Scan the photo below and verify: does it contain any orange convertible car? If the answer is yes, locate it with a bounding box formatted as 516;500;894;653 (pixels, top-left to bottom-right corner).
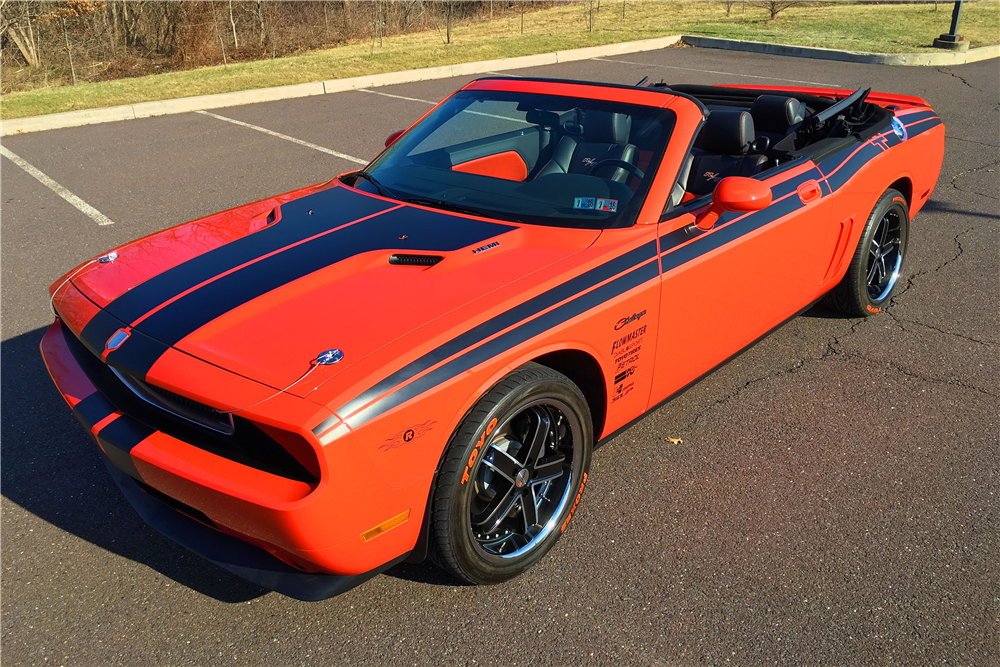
42;77;943;600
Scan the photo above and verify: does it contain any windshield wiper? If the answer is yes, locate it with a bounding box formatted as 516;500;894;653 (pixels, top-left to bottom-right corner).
353;170;398;199
401;197;520;223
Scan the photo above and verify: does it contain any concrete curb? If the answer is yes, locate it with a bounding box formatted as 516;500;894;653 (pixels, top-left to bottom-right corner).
681;35;1000;66
4;31;997;137
1;35;682;137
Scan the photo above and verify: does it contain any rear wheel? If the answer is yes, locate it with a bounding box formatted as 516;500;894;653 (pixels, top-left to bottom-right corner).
431;363;592;584
825;188;909;316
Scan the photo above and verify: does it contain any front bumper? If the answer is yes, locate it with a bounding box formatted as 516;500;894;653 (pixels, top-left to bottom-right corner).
101;456;407;601
40;319;412;600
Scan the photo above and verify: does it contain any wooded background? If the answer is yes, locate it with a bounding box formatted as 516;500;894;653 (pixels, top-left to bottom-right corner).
1;1;547;93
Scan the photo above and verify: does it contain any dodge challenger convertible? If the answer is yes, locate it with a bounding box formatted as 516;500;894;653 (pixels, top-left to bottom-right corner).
42;77;943;600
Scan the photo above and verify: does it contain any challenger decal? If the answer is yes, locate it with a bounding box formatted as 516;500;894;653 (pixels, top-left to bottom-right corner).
614;310;647;330
380;420;437;451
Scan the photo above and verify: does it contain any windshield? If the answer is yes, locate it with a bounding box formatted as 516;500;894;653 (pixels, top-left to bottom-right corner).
351;89;677;229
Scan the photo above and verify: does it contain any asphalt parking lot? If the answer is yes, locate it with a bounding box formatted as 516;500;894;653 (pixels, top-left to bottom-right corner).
2;46;997;666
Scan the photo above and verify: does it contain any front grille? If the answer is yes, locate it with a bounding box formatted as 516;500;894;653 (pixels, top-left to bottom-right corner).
62;325;319;484
111;366;235;435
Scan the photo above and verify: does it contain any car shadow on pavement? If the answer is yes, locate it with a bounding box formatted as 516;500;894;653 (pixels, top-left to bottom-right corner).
383;561;470;588
1;327;268;604
920;199;999;220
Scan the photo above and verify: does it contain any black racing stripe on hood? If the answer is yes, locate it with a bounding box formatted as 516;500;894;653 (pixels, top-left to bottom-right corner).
105;328;171;378
132;205;513;352
105;186;396;325
80;308;129;358
332;240;658;423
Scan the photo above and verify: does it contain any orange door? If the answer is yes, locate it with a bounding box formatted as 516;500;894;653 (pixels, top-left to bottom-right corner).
647;161;835;406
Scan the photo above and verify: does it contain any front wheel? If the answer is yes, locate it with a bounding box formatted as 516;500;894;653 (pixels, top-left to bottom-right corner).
825;188;910;316
430;363;593;585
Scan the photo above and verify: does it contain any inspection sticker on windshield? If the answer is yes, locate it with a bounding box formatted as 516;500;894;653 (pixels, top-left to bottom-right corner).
573;197;596;210
596;198;618;212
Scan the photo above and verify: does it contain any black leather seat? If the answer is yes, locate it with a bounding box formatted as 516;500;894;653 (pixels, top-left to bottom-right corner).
750;95;805;146
535;110;637;183
684;109;768;198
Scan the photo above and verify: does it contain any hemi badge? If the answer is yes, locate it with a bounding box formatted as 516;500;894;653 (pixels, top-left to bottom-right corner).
472;241;500;255
105;328;131;353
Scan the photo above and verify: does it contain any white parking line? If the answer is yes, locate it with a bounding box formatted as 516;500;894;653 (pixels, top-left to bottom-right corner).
357;88;525;124
358;89;435;104
1;146;115;226
195;110;367;164
591;57;836;87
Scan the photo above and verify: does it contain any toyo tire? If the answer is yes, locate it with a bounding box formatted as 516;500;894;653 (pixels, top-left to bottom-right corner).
825;188;910;317
430;363;593;585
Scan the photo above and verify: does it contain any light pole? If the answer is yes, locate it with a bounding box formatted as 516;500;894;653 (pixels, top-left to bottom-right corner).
932;1;969;51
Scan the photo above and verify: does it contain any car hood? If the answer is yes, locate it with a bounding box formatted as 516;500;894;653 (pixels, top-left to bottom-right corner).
68;184;600;392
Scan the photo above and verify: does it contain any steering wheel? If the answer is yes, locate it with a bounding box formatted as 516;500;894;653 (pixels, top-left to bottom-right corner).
587;159;645;181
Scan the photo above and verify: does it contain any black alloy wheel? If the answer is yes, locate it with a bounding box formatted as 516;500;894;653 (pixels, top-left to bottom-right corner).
469;399;578;558
431;363;592;585
865;206;905;302
825;188;910;317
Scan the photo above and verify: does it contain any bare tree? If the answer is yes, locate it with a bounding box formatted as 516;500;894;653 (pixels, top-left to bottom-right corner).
755;1;800;22
228;0;238;49
210;1;227;67
2;0;42;67
721;1;736;17
588;0;594;32
446;1;452;44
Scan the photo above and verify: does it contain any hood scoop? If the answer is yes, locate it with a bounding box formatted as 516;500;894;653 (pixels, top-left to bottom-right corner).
388;254;443;267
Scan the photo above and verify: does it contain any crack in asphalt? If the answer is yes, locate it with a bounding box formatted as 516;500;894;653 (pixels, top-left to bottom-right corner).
837;349;996;398
678;219;993;431
884;309;998;347
950;159;1000;200
935;66;985;93
682;313;995;433
890;224;973;303
684;318;864;431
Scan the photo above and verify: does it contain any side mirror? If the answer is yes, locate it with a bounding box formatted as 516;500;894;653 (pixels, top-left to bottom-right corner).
385;130;404;148
694;176;772;231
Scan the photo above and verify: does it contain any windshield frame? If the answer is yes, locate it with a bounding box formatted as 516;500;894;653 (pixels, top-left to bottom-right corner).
349;87;679;230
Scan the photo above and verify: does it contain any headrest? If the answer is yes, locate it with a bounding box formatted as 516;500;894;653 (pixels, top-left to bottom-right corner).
701;110;755;155
750;95;805;133
583;110;631;144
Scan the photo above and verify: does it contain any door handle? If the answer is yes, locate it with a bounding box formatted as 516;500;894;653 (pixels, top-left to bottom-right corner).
797;180;822;204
